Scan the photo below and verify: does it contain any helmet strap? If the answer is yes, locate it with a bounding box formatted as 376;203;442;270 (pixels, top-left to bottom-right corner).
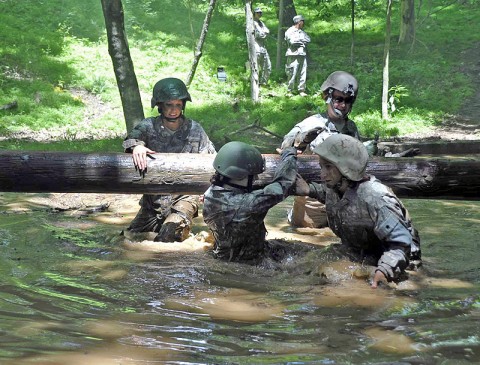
213;175;253;192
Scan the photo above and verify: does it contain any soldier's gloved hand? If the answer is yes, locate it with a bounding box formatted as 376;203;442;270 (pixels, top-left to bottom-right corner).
294;127;323;148
293;174;310;196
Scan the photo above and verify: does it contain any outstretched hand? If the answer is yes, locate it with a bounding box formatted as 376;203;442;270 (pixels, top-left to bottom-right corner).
371;270;387;288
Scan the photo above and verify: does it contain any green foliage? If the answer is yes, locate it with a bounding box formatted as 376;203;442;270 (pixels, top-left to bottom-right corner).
0;0;478;151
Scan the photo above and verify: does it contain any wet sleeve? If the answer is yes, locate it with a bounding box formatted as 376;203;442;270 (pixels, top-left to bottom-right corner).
250;147;298;211
373;201;412;281
307;182;327;203
122;124;147;152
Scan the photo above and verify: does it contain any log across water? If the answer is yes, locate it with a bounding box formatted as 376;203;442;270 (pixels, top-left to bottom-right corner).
0;151;478;200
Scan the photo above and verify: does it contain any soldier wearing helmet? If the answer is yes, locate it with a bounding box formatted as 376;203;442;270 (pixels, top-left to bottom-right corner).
253;7;272;85
294;134;421;288
279;71;361;229
203;142;299;264
284;14;311;96
122;77;216;243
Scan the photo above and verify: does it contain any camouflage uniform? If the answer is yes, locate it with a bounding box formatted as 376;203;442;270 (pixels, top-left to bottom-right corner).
123;116;215;236
281;112;360;152
281;112;360;228
254;17;272;85
203;148;298;263
284;22;311;93
307;176;421;282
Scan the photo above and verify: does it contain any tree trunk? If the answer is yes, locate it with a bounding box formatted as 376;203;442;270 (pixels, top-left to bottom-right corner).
245;0;260;102
186;0;217;87
381;0;393;120
398;0;415;44
276;0;297;70
281;0;297;29
276;0;285;70
101;0;144;134
1;151;478;200
350;0;355;67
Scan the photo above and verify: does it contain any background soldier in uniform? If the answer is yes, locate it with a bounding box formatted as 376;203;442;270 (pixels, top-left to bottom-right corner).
284;15;311;96
253;7;272;85
123;77;216;242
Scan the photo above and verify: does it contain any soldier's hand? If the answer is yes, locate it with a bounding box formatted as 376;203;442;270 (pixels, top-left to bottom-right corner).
132;145;156;173
371;270;387;288
294;127;323;148
293;174;310;196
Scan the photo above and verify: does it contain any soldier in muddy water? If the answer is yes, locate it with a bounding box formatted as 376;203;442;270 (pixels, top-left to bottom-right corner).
293;134;422;288
122;77;216;243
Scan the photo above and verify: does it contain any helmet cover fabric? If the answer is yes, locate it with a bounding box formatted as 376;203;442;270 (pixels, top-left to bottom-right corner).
313;134;369;181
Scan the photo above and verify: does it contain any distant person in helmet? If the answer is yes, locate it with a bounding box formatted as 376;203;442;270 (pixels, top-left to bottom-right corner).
294;134;421;288
253;7;272;85
280;71;360;228
123;77;216;243
203;142;299;264
284;14;311;96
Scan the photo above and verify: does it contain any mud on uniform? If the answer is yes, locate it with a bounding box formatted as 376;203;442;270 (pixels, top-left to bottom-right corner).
306;176;421;282
203;148;297;263
123;116;216;236
281;112;360;228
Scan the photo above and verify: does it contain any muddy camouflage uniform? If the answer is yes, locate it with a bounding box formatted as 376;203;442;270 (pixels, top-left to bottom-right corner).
306;177;421;282
123;116;215;235
203;147;298;263
281;112;360;228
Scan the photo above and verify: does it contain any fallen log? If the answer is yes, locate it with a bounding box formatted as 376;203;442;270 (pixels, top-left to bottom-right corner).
0;151;478;200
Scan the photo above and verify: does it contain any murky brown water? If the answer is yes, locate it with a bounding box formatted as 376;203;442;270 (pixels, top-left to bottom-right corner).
0;193;478;364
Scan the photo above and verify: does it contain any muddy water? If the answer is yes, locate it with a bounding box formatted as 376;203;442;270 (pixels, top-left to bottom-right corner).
0;193;478;364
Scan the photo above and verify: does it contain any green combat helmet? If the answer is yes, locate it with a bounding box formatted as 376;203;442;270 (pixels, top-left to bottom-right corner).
320;71;358;101
150;77;192;108
313;134;369;181
213;141;265;180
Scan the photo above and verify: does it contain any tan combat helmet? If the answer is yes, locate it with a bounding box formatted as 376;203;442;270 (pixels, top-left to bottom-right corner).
313;134;369;181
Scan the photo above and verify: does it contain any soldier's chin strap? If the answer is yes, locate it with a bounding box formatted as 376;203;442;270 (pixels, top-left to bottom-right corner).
214;175;255;193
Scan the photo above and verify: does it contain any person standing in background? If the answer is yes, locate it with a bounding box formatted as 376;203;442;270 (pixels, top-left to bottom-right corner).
284;15;311;96
253;7;272;86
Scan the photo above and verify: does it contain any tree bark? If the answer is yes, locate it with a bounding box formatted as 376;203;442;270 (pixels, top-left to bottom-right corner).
245;0;260;102
350;0;355;67
381;0;393;120
398;0;415;44
276;0;285;70
1;151;478;200
276;0;296;69
101;0;144;133
186;0;217;87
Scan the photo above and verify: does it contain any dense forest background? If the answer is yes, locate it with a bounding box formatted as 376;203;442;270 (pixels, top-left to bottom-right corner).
0;0;478;152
